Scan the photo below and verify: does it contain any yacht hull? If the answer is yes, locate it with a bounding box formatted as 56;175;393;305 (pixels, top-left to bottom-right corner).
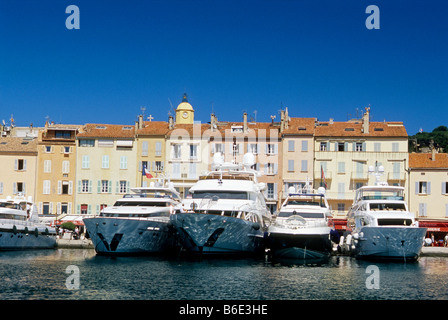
0;227;56;250
267;227;332;260
170;213;265;256
352;227;427;260
84;217;176;255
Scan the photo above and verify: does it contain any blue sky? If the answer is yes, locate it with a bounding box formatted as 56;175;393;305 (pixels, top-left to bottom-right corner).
0;0;446;135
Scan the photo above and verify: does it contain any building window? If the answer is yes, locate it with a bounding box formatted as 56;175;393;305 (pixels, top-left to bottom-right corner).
173;144;182;159
55;131;71;139
320;142;328;151
392;143;399;152
267;144;277;154
44;160;51;173
62;160;70;174
45;146;52;152
120;156;128;169
43;180;51;194
80;204;88;215
213;143;224;154
79;139;95;147
155;141;162;156
82;155;90;169
101;180;110;193
338;203;345;213
301;140;308;152
301;160;308;172
288;160;294;172
248;144;258;154
338;162;345;174
42;203;50;215
142;141;149;156
102;155;109;169
119;180;128;194
418;203;427;217
355;143;363;152
189;144;198;160
266;183;277;200
13;182;25;194
81;180;90;193
288;140;295;152
337;142;346;151
416;181;431;195
442;182;448;195
15;159;26;171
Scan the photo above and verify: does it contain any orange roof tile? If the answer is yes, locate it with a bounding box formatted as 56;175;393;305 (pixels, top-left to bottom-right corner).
314;121;407;137
77;124;135;138
0;137;38;154
409;153;448;169
136;121;170;136
282;117;316;135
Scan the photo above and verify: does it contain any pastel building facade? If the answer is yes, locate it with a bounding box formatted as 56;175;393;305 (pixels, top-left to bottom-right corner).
313;108;409;218
35;123;80;216
75;124;137;215
408;152;448;238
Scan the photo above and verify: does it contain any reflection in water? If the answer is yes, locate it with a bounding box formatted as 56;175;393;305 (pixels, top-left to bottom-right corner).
0;249;447;300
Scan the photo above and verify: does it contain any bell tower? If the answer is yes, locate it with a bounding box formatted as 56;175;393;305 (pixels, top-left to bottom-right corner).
175;93;194;125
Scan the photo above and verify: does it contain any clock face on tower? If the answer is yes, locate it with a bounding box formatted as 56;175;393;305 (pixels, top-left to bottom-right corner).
182;112;189;119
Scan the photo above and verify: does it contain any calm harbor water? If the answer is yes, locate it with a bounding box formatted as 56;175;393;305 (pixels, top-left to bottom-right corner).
0;248;447;301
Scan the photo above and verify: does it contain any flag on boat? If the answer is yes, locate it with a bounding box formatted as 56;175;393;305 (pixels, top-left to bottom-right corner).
142;164;153;179
321;165;327;189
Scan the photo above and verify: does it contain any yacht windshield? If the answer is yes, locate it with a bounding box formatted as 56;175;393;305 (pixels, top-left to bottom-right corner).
278;211;325;219
369;203;406;211
0;202;21;210
113;201;171;207
191;191;249;200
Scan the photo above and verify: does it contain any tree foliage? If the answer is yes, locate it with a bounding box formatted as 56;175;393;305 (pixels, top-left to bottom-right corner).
409;125;448;152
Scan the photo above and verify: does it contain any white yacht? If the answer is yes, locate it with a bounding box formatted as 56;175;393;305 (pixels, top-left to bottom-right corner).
344;166;427;261
170;153;272;256
0;195;57;250
83;183;181;255
267;185;334;260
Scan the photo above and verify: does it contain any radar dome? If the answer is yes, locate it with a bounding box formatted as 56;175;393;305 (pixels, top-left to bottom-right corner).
243;152;255;168
213;152;224;166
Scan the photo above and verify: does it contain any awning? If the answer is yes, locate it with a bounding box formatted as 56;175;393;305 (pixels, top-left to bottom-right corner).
56;215;85;226
418;220;448;233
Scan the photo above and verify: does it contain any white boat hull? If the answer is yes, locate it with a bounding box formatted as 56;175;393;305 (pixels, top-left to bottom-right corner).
170;213;265;256
84;217;177;255
351;227;427;260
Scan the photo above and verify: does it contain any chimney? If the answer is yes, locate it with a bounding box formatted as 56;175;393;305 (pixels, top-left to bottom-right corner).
362;107;370;134
169;115;174;130
138;115;143;129
280;110;285;133
211;113;217;131
243;112;248;133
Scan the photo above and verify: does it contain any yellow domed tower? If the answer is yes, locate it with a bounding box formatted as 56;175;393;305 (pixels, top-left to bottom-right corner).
175;93;194;125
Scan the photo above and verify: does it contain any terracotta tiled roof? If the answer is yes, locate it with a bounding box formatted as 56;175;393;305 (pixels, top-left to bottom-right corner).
282;117;316;135
314;121;408;137
0;137;38;154
136;121;170;136
77;124;135;138
409;153;448;169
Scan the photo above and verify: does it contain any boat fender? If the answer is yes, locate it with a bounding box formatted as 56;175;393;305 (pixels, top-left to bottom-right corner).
44;228;49;235
352;233;359;240
12;225;17;234
252;222;260;230
339;235;345;247
24;227;29;234
346;234;352;251
34;228;39;237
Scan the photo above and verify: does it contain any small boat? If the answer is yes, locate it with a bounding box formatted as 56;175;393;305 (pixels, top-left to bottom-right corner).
83;182;181;255
170;153;272;256
343;165;427;261
266;185;334;260
0;195;57;250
